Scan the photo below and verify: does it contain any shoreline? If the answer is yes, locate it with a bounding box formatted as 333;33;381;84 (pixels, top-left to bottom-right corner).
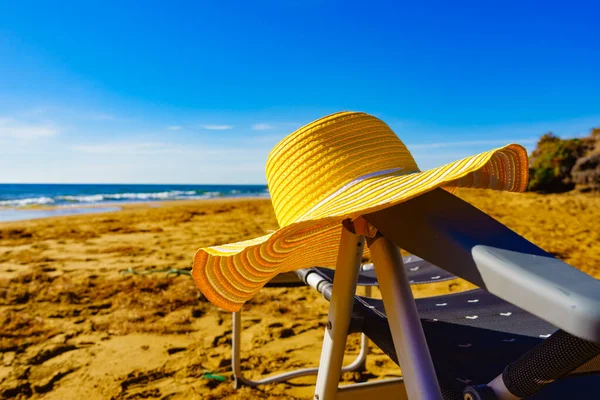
0;206;122;223
0;189;596;224
0;196;271;224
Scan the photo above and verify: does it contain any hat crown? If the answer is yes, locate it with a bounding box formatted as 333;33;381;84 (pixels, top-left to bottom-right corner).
266;112;419;227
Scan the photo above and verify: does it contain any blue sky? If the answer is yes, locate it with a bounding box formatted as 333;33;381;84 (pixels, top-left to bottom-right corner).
0;1;598;184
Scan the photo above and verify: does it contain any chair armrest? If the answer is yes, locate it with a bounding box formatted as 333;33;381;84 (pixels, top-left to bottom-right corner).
364;188;600;343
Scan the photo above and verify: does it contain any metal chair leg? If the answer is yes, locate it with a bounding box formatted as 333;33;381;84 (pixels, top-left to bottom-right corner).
314;226;365;400
369;234;442;399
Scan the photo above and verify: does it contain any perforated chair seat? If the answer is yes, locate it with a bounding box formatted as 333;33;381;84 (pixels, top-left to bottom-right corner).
308;267;600;399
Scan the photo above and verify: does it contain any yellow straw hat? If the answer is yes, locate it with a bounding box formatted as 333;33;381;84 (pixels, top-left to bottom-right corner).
192;111;528;311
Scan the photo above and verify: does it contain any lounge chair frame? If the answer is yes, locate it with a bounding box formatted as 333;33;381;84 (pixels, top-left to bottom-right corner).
230;188;600;399
314;224;441;399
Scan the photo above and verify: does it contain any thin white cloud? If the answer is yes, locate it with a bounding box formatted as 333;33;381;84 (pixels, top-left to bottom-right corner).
202;124;233;130
69;140;265;157
24;107;118;121
167;125;183;131
0;118;59;140
406;138;537;150
51;140;269;184
247;134;283;144
84;113;117;121
12;106;117;122
70;142;189;155
252;123;275;131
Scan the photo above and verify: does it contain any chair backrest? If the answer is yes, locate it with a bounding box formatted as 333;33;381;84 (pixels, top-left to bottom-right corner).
364;188;600;343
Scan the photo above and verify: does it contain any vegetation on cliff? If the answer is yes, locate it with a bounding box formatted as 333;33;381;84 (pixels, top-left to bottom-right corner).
528;128;600;193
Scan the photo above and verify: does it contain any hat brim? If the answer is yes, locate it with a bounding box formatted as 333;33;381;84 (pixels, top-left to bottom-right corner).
192;144;528;311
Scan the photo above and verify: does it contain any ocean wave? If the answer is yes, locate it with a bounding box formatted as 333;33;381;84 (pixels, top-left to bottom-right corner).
202;191;222;197
0;188;270;208
57;195;105;203
0;197;55;207
56;190;200;202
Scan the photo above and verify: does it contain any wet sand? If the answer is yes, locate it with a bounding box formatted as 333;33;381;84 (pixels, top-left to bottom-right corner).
1;190;599;399
0;207;122;224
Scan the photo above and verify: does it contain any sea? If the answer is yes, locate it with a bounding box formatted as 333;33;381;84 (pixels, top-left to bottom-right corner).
0;184;269;223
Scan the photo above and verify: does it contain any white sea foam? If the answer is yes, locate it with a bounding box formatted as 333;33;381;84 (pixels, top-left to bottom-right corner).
0;197;55;207
55;190;204;203
0;188;270;208
58;195;105;202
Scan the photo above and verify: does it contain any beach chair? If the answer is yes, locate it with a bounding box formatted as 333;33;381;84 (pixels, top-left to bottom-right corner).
191;113;600;399
235;188;600;399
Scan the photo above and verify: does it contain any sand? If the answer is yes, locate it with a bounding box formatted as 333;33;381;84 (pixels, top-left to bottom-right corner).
1;190;599;399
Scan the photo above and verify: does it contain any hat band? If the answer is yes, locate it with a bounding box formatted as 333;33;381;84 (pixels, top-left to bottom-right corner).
296;167;409;223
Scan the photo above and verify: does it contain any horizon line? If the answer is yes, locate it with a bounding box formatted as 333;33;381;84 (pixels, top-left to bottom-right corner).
0;182;269;186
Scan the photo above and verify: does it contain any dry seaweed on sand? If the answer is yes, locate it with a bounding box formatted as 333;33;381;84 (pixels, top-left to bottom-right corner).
1;192;599;399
